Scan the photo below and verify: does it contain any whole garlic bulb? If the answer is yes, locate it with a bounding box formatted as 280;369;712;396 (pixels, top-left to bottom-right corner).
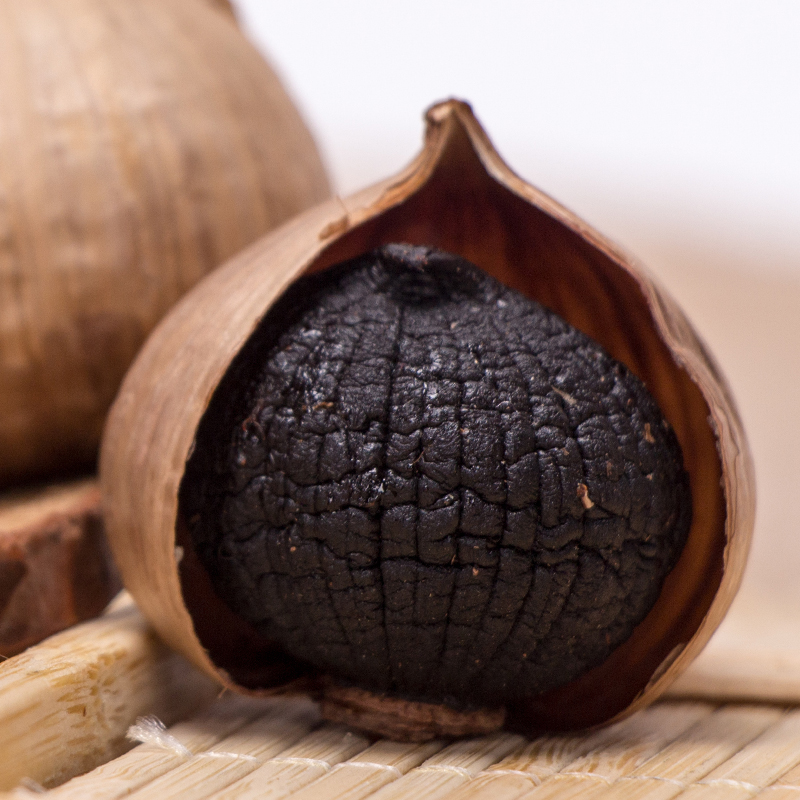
101;100;754;737
0;0;329;486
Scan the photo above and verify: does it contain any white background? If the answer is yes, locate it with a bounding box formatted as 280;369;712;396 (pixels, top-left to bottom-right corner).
235;0;800;282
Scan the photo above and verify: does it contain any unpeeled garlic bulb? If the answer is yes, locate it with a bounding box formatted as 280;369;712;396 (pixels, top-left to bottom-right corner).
0;0;329;486
101;100;753;737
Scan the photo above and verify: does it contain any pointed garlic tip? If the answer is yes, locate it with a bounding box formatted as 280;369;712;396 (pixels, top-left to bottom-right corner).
205;0;238;20
100;99;752;735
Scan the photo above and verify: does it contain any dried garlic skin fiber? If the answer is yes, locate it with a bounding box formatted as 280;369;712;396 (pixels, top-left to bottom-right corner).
182;244;691;709
0;0;329;486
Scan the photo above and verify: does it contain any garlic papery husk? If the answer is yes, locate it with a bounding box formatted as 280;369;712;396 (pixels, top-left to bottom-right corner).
0;0;329;487
100;99;753;734
206;0;237;19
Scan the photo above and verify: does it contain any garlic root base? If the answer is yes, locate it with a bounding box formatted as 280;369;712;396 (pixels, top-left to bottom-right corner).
321;679;506;742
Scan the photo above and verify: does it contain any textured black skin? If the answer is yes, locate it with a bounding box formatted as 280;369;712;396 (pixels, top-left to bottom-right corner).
182;244;692;709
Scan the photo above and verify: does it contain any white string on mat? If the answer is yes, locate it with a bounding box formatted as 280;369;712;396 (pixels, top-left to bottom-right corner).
414;765;473;779
697;778;760;792
127;716;192;757
9;778;47;796
475;768;541;785
201;751;258;762
126;716;257;762
622;775;687;788
345;762;403;778
266;757;332;770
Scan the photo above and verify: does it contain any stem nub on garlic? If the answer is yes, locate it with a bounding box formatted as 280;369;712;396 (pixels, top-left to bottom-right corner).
100;100;753;737
0;0;329;487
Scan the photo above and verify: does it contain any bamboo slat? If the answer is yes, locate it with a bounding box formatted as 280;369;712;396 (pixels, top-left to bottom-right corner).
41;695;288;800
361;733;525;800
439;704;710;800
757;758;800;799
607;706;785;800
5;588;800;799
208;725;372;800
9;693;800;799
0;596;217;790
674;710;800;799
437;731;601;800
500;703;713;800
280;739;444;800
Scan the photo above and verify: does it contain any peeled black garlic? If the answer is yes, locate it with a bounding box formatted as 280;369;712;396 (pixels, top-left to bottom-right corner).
182;243;692;714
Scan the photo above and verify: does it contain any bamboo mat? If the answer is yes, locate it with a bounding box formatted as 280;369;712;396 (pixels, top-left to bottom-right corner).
9;691;800;800
4;597;800;799
1;246;798;798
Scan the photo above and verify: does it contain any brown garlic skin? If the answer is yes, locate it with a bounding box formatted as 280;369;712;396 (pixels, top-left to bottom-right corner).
0;0;329;487
100;100;754;738
206;0;237;18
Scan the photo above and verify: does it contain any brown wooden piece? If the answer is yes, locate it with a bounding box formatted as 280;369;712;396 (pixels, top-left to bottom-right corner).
0;478;120;658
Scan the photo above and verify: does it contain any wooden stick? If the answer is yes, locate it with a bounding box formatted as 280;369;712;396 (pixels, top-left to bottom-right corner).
0;596;217;791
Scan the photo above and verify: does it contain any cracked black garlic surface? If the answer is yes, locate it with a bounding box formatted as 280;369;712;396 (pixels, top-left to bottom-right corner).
182;244;692;710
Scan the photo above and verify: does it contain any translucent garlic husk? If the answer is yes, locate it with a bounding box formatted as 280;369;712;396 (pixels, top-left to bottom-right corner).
0;0;329;486
100;99;754;733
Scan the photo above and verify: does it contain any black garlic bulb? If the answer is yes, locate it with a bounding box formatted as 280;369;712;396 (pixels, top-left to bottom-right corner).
181;243;691;712
101;100;751;742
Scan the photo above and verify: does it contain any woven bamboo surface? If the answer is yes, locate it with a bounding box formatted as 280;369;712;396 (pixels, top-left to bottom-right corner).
1;593;800;799
4;588;800;799
6;692;800;800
